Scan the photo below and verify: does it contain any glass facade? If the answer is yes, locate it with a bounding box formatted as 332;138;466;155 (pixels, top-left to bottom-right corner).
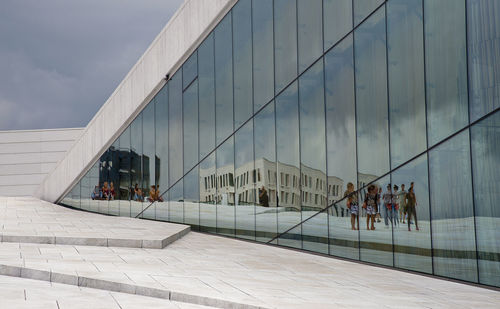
60;0;500;288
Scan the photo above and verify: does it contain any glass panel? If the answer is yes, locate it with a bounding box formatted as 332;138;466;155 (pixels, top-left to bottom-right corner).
182;51;197;90
253;0;274;111
199;153;217;233
97;151;111;215
425;0;468;146
142;102;155;219
323;0;352;51
467;0;500;122
108;141;120;216
235;121;255;240
169;72;183;222
119;127;131;217
198;33;216;159
387;0;426;168
254;102;277;243
155;87;169;221
354;0;384;26
359;175;393;267
81;173;90;211
429;130;478;282
470;110;500;287
392;154;432;274
183;80;199;172
355;7;390;179
276;82;302;248
274;0;297;93
87;162;100;213
233;0;253;128
297;0;323;73
169;72;183;184
299;59;327;254
215;14;234;144
324;35;359;260
168;181;183;224
216;137;235;236
184;166;200;229
130;114;143;217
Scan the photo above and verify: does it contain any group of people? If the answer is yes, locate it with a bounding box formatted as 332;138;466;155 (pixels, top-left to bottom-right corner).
91;181;116;200
91;182;164;203
344;182;419;232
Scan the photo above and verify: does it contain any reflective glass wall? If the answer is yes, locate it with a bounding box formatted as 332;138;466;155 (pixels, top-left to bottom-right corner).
60;0;500;288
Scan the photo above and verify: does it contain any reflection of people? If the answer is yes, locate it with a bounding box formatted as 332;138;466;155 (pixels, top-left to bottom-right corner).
344;182;358;230
156;185;164;202
392;185;399;226
133;183;143;202
382;185;392;227
91;185;101;200
259;186;269;207
102;181;110;200
406;183;419;231
110;182;116;200
363;185;377;230
399;184;407;223
148;185;156;203
376;187;382;222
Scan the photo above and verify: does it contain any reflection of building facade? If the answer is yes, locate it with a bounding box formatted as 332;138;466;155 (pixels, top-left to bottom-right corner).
50;0;500;288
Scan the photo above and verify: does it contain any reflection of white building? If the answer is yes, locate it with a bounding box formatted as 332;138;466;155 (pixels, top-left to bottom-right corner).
327;176;344;206
200;158;331;211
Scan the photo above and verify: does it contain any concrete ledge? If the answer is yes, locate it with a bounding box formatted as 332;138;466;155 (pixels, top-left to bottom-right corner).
0;265;268;309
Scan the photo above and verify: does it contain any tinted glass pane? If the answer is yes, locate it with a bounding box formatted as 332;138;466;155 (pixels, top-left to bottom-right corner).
325;35;359;260
184;166;199;229
80;173;90;211
108;141;120;216
169;72;183;184
118;127;131;217
130;114;143;217
354;0;384;26
183;80;199;172
233;0;253;128
168;181;183;224
97;151;111;215
323;0;352;51
429;130;478;282
200;153;216;233
274;0;297;93
297;0;323;73
216;137;235;236
387;0;426;168
182;51;197;90
392;154;432;274
355;7;390;178
471;110;500;287
235;121;255;240
198;33;216;158
87;162;100;213
215;14;233;144
253;0;274;111
142;103;155;219
276;82;302;249
468;0;500;122
155;87;169;221
425;0;468;146
299;59;327;254
254;102;277;243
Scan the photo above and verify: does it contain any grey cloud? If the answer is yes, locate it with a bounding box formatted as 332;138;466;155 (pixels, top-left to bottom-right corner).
0;0;183;130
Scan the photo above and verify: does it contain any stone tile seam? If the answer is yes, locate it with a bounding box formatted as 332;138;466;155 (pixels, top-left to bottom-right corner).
0;264;269;309
0;226;190;249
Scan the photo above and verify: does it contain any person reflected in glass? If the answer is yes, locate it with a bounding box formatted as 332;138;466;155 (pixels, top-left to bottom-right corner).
156;185;164;202
148;185;156;203
376;187;382;222
363;184;377;230
133;183;143;202
399;184;407;223
392;185;400;226
382;184;392;227
110;182;116;201
102;181;111;200
344;182;359;230
406;183;419;231
259;186;269;207
91;185;101;200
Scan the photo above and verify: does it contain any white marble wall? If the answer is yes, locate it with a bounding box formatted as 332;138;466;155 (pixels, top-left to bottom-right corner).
0;128;83;197
35;0;237;203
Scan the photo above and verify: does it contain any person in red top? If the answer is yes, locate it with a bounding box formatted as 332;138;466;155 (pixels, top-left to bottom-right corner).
109;182;116;200
102;181;111;200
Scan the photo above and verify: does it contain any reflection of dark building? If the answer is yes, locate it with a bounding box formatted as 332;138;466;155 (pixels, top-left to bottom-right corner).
97;146;155;200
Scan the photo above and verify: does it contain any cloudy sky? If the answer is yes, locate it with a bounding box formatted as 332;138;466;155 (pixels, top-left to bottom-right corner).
0;0;183;131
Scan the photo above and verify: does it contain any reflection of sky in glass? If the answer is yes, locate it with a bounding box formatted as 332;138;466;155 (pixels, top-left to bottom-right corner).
198;33;216;158
276;82;300;167
142;102;155;187
254;103;275;163
168;72;183;183
183;80;199;172
235;121;254;168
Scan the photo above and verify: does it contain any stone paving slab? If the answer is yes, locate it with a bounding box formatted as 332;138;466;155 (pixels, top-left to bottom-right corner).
0;274;216;309
0;197;190;248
